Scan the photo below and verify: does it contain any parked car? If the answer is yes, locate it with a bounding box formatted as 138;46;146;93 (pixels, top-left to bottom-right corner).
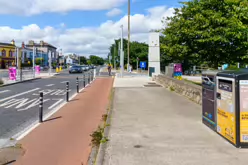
69;65;83;73
80;65;87;71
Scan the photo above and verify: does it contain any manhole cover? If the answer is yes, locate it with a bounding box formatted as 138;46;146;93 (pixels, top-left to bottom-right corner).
134;145;142;148
144;84;162;87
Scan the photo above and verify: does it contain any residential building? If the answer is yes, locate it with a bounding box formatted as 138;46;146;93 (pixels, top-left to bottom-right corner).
20;42;49;66
65;54;79;65
25;40;57;64
0;40;17;69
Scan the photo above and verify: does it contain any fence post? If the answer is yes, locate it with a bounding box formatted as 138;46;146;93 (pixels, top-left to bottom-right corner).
76;77;79;93
66;82;69;102
39;92;43;123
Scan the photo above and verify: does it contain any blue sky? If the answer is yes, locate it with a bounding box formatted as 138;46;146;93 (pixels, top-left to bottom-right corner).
0;0;181;56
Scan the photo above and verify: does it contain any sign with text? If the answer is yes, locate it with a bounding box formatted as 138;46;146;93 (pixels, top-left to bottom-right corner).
174;63;182;72
35;65;40;74
217;78;236;145
9;67;16;80
240;80;248;142
140;61;146;69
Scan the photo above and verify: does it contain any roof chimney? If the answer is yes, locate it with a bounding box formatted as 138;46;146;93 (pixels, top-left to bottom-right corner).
11;39;15;45
28;40;34;45
40;40;44;46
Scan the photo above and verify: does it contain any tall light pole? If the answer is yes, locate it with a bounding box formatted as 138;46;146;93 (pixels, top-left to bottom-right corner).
120;25;124;77
127;0;130;71
32;46;35;78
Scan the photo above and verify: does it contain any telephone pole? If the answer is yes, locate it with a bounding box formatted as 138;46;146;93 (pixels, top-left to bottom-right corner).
127;0;130;71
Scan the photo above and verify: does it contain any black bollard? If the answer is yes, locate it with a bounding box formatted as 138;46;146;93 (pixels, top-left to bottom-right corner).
39;92;43;123
83;74;86;87
66;82;69;102
88;72;90;84
76;77;79;93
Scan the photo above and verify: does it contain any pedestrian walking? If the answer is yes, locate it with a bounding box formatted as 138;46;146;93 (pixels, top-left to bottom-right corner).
108;64;112;76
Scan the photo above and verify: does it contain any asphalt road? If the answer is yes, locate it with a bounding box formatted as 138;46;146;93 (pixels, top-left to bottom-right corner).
0;68;100;144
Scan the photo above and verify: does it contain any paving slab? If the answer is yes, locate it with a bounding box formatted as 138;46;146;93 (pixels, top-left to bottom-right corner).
103;85;248;165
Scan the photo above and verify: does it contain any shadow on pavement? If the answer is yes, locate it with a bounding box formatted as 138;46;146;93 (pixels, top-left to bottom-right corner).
44;116;62;123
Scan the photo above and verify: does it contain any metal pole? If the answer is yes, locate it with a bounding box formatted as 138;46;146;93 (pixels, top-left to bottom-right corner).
83;74;86;87
120;25;124;77
39;92;43;123
137;59;138;72
76;77;79;93
33;46;35;78
127;0;130;71
66;82;69;102
20;68;23;81
49;51;52;75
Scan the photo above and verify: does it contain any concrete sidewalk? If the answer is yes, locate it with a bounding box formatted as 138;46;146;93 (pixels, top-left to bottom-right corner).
102;76;248;165
14;77;113;165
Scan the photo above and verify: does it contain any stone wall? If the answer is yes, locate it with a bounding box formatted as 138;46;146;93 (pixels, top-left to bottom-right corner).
154;75;202;105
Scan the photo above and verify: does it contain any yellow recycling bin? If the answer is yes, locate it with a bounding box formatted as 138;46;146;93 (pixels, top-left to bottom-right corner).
59;66;62;72
56;67;59;73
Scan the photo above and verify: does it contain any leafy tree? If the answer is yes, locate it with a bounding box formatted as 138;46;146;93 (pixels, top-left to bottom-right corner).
79;56;87;65
89;55;105;65
161;0;248;69
109;38;148;69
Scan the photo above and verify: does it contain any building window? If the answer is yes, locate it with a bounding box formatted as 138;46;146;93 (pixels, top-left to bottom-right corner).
9;50;13;57
2;50;6;57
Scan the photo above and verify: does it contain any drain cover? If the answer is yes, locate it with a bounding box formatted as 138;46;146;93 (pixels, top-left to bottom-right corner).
134;145;142;148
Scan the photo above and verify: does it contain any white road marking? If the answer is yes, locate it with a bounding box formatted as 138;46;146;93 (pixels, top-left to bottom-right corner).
0;90;10;94
13;78;96;141
0;88;40;103
48;99;64;109
46;84;54;87
60;81;68;83
18;99;50;111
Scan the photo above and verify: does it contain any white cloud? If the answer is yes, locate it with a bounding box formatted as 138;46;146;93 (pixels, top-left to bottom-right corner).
0;6;174;57
106;8;122;17
0;0;127;15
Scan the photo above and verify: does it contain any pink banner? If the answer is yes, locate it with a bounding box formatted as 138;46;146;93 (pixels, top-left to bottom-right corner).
35;66;40;74
174;63;182;72
9;67;16;80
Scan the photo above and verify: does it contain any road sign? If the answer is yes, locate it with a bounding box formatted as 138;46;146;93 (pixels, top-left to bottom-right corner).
140;61;146;69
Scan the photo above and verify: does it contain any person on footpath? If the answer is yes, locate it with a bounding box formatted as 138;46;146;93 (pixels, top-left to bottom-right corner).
108;64;112;76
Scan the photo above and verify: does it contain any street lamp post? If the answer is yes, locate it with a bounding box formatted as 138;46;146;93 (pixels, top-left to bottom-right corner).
33;46;35;78
120;25;124;78
127;0;130;71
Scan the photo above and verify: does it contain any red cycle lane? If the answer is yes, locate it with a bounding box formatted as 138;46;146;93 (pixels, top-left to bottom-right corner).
14;77;113;165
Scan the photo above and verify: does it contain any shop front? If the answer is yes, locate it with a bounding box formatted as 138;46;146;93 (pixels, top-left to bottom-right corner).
0;57;15;69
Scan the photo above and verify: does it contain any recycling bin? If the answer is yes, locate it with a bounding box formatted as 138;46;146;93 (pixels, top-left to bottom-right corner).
216;70;248;148
202;70;219;131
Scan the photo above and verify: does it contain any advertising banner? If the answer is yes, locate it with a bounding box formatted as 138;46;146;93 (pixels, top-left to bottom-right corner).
239;80;248;142
9;67;16;80
35;66;40;74
174;63;182;72
217;78;236;144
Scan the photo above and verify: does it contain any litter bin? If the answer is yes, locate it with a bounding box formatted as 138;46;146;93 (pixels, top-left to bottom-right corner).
202;70;219;131
149;67;155;77
216;70;248;148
